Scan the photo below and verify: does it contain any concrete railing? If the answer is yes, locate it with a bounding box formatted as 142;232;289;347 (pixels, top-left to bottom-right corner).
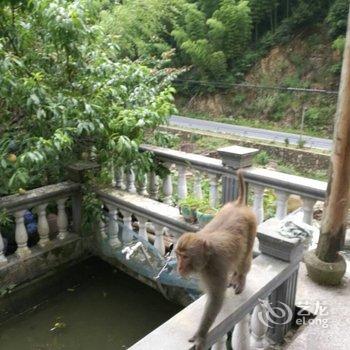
97;187;198;255
129;252;300;350
113;144;327;226
96;186;303;348
0;181;81;264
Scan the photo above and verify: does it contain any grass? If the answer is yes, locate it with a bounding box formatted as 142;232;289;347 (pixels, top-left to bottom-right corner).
276;162;328;182
193;136;231;152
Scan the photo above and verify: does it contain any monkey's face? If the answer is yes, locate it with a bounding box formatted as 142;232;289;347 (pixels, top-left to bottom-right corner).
175;233;208;277
175;251;192;277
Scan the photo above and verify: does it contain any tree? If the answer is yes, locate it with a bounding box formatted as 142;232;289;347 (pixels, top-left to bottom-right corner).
212;0;252;62
305;5;350;285
0;0;177;196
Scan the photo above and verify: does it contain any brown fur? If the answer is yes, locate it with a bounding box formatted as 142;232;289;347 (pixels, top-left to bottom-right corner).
175;169;257;350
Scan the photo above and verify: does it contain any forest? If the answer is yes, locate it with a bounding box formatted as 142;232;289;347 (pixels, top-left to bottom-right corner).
0;0;349;196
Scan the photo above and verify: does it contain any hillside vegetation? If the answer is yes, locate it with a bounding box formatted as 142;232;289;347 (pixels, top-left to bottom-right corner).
176;25;341;137
108;0;349;136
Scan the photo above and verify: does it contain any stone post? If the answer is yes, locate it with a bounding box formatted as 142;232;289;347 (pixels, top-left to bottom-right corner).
218;145;259;204
257;219;304;344
66;161;100;183
66;161;100;236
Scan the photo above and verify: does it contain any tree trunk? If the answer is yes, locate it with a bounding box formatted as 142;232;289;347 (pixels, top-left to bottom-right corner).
316;7;350;263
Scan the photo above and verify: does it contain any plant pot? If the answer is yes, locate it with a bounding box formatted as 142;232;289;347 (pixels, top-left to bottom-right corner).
304;249;346;286
196;210;216;228
179;205;197;224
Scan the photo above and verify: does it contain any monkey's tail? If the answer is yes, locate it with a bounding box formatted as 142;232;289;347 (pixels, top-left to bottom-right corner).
236;169;246;206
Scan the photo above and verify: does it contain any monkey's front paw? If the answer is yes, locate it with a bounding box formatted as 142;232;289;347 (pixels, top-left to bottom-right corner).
188;334;206;349
231;275;246;294
234;283;245;294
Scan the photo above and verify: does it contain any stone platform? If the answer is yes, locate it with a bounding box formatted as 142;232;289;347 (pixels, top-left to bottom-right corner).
284;254;350;350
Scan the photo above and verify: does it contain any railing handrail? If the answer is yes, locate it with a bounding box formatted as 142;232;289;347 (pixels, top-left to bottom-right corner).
128;254;297;350
140;144;226;174
97;187;198;236
244;167;327;200
140;144;327;200
0;181;81;213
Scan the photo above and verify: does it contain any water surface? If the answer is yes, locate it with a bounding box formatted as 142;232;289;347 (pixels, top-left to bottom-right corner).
0;257;181;350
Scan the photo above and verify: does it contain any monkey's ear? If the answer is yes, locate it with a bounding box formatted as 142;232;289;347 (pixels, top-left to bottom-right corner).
202;239;213;256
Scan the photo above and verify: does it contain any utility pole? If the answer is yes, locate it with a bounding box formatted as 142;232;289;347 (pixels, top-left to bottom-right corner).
305;7;350;285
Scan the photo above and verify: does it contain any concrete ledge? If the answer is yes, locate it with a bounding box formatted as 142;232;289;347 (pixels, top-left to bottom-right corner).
0;181;81;213
0;234;85;291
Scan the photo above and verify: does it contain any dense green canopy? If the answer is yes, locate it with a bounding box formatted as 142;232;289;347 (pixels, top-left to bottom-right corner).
0;0;177;195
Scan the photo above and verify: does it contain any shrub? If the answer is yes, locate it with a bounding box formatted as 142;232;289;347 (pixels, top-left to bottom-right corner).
255;151;270;166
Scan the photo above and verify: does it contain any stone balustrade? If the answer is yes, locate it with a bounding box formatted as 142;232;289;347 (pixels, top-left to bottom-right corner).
97;187;198;256
0;181;81;264
96;184;303;348
113;144;327;227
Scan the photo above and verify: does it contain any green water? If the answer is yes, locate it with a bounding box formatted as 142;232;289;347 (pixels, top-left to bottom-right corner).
0;258;181;350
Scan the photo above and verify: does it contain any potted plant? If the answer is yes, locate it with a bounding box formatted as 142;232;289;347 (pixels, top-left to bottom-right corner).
196;202;219;228
179;197;202;223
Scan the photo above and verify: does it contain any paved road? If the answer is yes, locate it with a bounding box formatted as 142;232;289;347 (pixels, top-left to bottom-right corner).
169;115;332;151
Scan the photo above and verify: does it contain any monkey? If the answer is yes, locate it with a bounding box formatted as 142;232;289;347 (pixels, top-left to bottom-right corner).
175;169;257;350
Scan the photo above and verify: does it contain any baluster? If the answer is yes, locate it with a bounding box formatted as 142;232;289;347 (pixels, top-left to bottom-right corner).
37;203;50;247
148;171;159;200
120;209;133;243
153;223;165;255
126;168;137;193
105;204;121;248
275;190;288;220
14;209;31;258
208;173;219;208
251;302;268;349
57;197;69;240
99;214;108;240
177;165;188;200
138;216;148;241
231;314;250;350
302;198;316;225
137;173;148;196
0;228;8;264
110;161;116;187
193;170;203;200
115;168;126;190
252;185;265;224
162;163;173;205
212;334;227;350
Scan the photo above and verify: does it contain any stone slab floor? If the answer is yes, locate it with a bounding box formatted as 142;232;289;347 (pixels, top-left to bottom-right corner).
284;253;350;350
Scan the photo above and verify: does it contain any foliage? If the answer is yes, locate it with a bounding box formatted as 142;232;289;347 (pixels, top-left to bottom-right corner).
103;0;347;92
100;0;184;61
327;0;349;38
263;188;276;219
255;151;270;166
0;209;12;227
178;196;203;209
0;0;178;196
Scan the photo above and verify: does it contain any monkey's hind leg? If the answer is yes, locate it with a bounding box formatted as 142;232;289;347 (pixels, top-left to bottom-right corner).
229;252;252;294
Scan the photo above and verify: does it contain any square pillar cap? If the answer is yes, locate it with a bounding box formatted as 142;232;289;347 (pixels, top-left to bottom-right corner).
257;218;304;263
218;145;259;169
